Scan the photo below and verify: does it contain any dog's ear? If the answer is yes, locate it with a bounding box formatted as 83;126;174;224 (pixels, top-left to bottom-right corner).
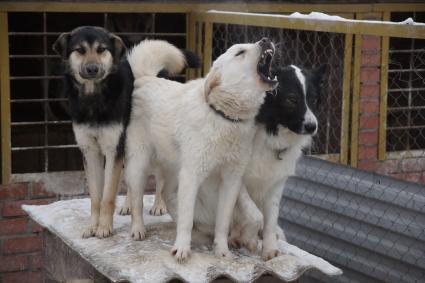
109;33;127;63
53;32;70;59
204;67;221;100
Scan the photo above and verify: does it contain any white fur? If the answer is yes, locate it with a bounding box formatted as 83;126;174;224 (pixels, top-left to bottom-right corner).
125;39;274;262
128;39;186;78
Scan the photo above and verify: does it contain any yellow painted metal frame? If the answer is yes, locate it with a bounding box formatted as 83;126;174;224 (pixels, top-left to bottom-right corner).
341;33;353;165
1;2;425;13
378;12;391;161
0;12;11;184
350;13;364;168
186;13;196;80
202;23;213;76
197;11;425;39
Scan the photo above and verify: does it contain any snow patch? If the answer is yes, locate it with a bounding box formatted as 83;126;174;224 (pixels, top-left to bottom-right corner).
289;12;346;21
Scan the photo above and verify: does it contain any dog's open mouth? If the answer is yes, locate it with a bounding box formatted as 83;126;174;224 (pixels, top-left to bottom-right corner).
257;46;277;86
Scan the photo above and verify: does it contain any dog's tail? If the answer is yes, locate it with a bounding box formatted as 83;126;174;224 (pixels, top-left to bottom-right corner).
127;39;200;80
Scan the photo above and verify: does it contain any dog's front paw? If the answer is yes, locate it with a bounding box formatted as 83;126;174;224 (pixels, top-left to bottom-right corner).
149;200;167;216
262;248;280;261
171;243;191;263
214;244;233;260
118;204;131;216
130;223;146;241
82;226;97;238
95;224;113;238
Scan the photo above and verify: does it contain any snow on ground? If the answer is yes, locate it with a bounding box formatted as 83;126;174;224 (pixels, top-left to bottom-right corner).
23;196;342;283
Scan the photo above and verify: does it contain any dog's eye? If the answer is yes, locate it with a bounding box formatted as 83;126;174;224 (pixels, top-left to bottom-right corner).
75;47;85;55
235;50;245;57
97;47;106;53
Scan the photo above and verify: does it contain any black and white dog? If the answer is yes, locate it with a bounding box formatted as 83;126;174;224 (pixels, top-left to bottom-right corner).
53;26;198;239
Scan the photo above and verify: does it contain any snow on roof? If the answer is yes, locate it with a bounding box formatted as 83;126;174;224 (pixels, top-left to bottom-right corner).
23;196;342;283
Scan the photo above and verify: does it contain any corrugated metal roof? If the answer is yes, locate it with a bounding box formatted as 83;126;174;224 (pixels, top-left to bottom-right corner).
280;156;425;283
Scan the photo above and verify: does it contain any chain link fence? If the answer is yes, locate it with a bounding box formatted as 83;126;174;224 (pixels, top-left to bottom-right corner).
195;12;425;283
211;24;345;159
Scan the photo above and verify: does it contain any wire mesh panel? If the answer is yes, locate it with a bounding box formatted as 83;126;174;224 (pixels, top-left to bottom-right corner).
210;23;346;158
383;12;425;184
8;12;187;175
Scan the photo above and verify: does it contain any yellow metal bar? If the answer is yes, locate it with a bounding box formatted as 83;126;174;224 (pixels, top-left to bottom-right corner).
378;11;391;161
203;22;213;76
0;2;376;13
186;13;196;81
350;13;363;168
0;12;11;184
199;11;425;39
340;33;353;165
196;22;204;78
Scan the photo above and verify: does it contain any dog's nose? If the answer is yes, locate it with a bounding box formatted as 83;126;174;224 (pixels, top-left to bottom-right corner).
303;122;317;135
85;64;99;76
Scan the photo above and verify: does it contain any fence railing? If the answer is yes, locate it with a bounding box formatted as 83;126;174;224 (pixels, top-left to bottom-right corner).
192;10;425;183
0;2;425;185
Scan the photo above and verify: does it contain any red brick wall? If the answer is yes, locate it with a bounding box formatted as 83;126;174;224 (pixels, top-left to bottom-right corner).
355;13;425;184
0;182;58;283
356;14;382;172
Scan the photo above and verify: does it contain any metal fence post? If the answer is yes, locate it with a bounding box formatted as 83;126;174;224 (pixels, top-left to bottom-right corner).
378;11;391;161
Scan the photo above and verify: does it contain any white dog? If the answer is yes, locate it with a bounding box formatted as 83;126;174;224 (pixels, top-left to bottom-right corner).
185;65;325;260
126;38;277;262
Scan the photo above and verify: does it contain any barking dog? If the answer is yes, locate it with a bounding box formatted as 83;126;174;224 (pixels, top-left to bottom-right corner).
53;27;197;239
189;64;325;260
125;38;277;262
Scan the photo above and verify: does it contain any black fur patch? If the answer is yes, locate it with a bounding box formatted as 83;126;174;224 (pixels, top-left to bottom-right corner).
181;49;201;69
256;65;325;135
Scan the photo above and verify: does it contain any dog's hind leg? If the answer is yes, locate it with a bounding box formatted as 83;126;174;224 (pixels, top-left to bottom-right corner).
96;156;123;238
125;152;150;240
118;187;131;215
149;165;167;216
82;149;104;238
